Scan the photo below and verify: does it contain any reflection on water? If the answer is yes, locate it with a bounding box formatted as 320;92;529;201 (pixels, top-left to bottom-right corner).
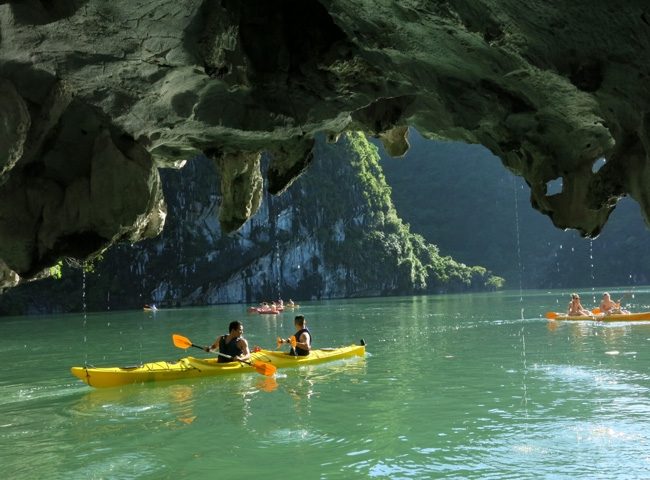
255;376;278;393
3;292;650;477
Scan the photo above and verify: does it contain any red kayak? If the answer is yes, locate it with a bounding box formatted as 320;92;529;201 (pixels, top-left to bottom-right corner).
248;307;280;315
257;308;280;315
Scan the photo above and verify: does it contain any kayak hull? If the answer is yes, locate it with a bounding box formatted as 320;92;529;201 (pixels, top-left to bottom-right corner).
247;307;281;314
550;311;650;322
71;344;365;388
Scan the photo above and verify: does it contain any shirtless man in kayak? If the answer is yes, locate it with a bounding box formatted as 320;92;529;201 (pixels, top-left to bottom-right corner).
204;321;251;363
600;292;630;314
567;293;591;316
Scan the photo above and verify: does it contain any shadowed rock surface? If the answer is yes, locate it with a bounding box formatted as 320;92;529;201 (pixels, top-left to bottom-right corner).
1;0;649;290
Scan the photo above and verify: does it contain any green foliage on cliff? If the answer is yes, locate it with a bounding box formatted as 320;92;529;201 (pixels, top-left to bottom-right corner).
0;131;504;316
308;132;504;295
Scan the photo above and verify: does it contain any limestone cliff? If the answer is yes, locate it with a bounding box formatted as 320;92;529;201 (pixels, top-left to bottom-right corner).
1;1;649;291
0;134;501;314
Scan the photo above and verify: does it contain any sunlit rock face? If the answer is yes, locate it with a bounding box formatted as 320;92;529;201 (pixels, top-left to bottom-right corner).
1;0;649;288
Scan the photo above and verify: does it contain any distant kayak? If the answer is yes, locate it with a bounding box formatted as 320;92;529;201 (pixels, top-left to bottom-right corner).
71;343;366;388
283;304;299;309
547;311;650;322
257;309;279;315
253;308;280;314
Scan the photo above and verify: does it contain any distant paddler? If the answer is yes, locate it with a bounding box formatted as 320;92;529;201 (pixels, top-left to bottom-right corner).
567;293;590;316
600;292;630;315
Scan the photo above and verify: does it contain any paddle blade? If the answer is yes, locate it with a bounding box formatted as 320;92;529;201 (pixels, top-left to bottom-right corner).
173;334;192;349
277;337;283;349
545;312;558;319
253;361;277;377
290;336;297;348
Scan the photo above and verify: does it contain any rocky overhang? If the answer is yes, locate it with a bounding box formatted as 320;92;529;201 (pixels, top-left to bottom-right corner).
1;0;649;290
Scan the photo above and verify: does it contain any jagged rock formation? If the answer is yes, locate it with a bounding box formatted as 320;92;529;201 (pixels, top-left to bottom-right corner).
0;134;502;314
1;0;650;291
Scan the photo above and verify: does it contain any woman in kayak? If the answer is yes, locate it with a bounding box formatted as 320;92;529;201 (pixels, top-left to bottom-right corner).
280;315;311;356
203;321;251;363
600;292;630;314
567;293;591;316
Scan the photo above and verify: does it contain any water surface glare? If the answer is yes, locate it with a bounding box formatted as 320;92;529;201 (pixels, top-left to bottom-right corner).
2;290;650;478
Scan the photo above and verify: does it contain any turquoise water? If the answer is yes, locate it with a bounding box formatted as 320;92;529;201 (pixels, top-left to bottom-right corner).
2;289;650;479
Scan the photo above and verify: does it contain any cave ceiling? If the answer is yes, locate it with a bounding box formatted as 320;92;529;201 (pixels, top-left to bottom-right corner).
1;0;650;290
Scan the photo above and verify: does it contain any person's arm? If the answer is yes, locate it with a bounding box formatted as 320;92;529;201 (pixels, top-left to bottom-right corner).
204;336;222;352
296;331;311;351
235;338;251;361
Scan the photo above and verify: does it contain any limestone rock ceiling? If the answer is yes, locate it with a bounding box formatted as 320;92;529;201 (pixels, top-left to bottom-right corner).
1;0;649;290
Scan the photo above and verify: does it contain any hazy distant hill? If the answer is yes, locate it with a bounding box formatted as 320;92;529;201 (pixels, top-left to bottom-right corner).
377;129;650;289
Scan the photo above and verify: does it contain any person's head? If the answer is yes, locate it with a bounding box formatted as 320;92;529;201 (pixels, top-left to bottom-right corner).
571;293;580;301
229;321;243;335
294;315;306;328
603;292;610;299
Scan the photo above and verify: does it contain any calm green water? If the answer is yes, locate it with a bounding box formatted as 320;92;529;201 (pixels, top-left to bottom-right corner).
2;289;650;479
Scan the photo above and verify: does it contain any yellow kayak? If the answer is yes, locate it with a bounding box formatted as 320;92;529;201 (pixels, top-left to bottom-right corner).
71;344;365;388
547;311;650;322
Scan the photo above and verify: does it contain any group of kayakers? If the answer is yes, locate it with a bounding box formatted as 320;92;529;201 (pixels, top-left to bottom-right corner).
567;292;631;316
203;314;311;363
261;298;296;310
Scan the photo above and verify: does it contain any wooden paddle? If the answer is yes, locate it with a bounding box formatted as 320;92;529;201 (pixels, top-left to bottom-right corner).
172;334;276;377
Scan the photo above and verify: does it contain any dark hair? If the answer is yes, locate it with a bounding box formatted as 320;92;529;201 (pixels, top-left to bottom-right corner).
229;321;243;332
294;315;305;327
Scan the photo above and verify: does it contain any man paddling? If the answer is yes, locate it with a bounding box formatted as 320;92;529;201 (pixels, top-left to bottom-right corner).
204;321;251;363
280;315;311;356
600;292;631;315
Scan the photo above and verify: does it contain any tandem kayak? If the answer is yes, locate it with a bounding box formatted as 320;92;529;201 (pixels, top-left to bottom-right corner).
257;308;280;314
547;311;650;322
247;307;281;314
71;343;366;388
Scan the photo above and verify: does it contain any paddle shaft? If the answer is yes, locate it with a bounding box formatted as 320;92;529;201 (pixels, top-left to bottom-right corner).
186;341;254;366
615;289;633;305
